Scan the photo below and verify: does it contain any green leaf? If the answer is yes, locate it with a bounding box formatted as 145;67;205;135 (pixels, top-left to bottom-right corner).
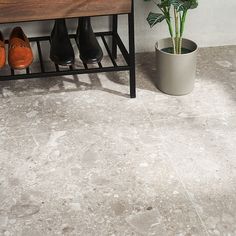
170;0;198;11
157;0;172;8
143;0;171;8
147;12;166;28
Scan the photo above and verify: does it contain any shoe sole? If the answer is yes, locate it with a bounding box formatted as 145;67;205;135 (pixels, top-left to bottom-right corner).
50;55;75;66
80;53;103;65
9;59;33;70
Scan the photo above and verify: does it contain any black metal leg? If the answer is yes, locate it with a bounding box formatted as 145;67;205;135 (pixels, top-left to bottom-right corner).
128;1;136;98
112;15;118;59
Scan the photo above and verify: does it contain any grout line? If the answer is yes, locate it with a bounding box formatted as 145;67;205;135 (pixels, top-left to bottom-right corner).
141;99;210;236
2;110;236;140
139;96;155;129
164;154;210;236
159;147;210;235
32;135;40;146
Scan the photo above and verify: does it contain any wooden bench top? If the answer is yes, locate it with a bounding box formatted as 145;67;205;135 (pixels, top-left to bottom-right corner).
0;0;132;24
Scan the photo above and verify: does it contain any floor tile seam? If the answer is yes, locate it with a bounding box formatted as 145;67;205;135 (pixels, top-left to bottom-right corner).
135;126;209;235
2;127;119;139
144;113;236;125
1;134;35;140
165;155;210;236
0;92;47;100
0;116;234;133
143;103;210;236
30;129;104;149
0;130;66;140
1;106;236;116
2;111;236;139
31;135;40;147
0;85;131;99
0;90;86;100
138;96;210;236
30;129;72;143
6;117;160;137
129;96;236;119
158;110;236;118
10;134;39;150
0;133;35;144
139;98;156;128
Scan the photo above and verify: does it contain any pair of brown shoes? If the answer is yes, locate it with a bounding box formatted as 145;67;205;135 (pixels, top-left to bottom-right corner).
0;27;33;70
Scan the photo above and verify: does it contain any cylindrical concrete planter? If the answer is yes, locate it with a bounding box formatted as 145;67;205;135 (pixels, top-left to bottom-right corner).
155;38;198;96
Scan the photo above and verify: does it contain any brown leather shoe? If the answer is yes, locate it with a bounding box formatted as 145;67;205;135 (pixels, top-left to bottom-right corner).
8;27;33;70
0;31;6;69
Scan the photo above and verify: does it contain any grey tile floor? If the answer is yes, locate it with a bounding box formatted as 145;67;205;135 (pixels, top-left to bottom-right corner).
0;46;236;236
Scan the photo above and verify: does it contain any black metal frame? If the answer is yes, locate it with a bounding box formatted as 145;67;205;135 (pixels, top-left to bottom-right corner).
0;2;136;98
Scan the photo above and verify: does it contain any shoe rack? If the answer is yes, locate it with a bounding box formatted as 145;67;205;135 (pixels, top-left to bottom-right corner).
0;0;136;98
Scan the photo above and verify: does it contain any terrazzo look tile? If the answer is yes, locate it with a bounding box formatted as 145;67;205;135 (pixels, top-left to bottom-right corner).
0;46;236;235
0;126;205;236
135;46;236;236
159;118;236;236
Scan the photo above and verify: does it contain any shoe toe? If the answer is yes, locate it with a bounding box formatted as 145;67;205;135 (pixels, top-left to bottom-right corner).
50;50;75;66
9;48;33;69
80;48;103;64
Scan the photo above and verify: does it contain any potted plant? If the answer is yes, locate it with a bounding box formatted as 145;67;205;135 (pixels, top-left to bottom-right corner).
144;0;198;95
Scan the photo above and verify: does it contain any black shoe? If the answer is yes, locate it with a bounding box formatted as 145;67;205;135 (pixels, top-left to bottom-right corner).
76;17;103;64
50;19;75;66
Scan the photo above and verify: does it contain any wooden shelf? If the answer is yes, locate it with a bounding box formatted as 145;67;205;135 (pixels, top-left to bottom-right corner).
0;0;132;24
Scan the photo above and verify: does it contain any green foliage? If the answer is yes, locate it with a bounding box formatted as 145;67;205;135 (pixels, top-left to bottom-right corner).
144;0;198;54
170;0;198;11
146;12;166;27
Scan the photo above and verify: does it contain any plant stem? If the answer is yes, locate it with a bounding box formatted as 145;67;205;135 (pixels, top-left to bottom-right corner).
171;37;176;54
164;7;176;54
166;19;176;54
179;37;182;54
179;10;187;54
180;10;187;37
174;8;180;54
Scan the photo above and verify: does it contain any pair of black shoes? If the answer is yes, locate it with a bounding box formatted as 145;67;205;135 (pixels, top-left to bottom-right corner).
50;17;103;66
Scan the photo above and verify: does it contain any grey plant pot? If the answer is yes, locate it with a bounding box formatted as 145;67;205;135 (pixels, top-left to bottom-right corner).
155;38;198;96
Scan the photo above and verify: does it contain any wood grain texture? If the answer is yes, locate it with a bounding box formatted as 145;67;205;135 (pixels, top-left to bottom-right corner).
0;0;132;23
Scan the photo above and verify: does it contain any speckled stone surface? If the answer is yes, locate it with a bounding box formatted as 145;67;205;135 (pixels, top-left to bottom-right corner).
0;46;236;236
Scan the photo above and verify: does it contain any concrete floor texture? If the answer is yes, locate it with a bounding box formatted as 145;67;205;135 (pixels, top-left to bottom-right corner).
0;46;236;236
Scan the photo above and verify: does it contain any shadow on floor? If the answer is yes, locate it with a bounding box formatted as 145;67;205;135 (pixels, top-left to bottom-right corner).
0;53;159;98
1;46;235;99
0;71;131;98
